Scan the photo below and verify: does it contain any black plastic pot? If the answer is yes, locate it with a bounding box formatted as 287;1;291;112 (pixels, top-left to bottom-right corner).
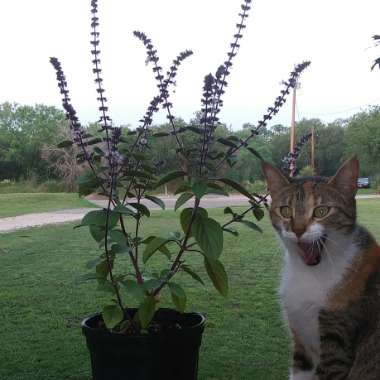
82;308;205;380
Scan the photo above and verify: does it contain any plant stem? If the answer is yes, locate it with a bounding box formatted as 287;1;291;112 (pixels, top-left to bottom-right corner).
134;188;142;268
153;197;201;295
119;216;144;285
104;167;125;311
223;193;269;229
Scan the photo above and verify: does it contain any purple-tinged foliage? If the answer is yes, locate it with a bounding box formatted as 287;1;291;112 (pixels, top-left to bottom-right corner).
49;57;93;166
50;0;311;333
281;132;313;176
215;61;311;171
134;31;193;147
371;34;380;71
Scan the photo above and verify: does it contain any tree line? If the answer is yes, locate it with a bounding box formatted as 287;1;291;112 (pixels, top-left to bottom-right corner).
0;101;379;190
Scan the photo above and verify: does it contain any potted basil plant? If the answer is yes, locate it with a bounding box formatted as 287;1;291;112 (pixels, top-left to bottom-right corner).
50;0;310;379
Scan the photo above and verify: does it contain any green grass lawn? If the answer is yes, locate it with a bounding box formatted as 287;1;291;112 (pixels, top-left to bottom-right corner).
1;200;379;380
357;187;378;195
0;193;96;218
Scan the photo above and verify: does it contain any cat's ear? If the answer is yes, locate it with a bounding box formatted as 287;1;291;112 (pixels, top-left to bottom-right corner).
328;156;359;197
261;161;289;194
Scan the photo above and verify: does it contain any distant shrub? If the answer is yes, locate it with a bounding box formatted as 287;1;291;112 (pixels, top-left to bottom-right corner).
37;180;68;193
299;165;314;177
0;179;73;194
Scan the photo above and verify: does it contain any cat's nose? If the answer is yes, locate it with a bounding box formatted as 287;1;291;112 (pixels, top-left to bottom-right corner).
293;228;306;238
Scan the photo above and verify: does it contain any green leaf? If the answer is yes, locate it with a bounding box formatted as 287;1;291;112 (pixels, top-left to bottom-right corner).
129;203;151;217
174;183;192;195
141;164;155;174
96;260;109;279
193;216;223;259
207;151;225;160
180;208;193;235
113;205;136;216
169;231;182;241
89;225;105;242
216;178;253;199
204;258;228;297
207;182;227;192
138;296;156;329
124;170;153;180
81;210;119;229
145;195;165;210
153;132;170;137
142;279;161;292
57;140;73;148
102;304;124;329
246;146;263;160
141;236;155;245
86;138;102;146
168;283;187;313
93;146;104;156
224;207;234;215
143;237;171;263
237;220;263;233
77;172;103;196
253;207;265;221
217;138;238;148
158;244;171;259
181;264;205;285
111;243;131;254
121;280;145;301
223;227;239;236
185;126;202;134
226;135;240;142
86;257;103;269
175;192;193;211
192;181;208;199
180;207;208;235
109;230;127;246
156;171;186;188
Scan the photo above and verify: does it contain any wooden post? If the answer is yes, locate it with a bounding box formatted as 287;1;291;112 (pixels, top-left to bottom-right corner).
311;127;315;174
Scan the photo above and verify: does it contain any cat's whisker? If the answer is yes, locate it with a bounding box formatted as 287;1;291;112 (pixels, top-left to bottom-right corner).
319;240;339;276
323;235;341;249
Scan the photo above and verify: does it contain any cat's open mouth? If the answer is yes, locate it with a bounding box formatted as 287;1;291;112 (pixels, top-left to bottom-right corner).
297;234;327;266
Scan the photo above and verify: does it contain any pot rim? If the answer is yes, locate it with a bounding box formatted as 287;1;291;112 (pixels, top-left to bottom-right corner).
81;308;206;335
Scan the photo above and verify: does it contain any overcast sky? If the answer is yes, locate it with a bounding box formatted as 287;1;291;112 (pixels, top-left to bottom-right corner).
1;0;380;130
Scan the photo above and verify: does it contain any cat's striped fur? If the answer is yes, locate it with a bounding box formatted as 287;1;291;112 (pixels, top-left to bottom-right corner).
262;157;380;380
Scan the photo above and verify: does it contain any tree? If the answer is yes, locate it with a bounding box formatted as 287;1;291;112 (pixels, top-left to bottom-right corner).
41;122;82;191
344;107;380;177
227;126;272;182
0;102;66;179
315;120;345;176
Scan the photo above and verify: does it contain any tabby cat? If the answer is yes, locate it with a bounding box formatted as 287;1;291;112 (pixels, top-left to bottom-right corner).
262;157;380;380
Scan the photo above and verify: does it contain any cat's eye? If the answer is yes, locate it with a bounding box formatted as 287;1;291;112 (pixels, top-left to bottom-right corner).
313;206;330;218
280;206;292;218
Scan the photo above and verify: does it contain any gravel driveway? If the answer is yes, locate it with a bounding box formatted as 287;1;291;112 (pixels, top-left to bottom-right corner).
0;194;379;233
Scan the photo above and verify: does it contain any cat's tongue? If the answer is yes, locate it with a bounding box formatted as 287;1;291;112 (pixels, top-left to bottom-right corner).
297;242;321;266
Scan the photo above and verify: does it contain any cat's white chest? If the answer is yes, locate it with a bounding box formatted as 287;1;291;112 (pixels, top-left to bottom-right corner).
280;247;355;360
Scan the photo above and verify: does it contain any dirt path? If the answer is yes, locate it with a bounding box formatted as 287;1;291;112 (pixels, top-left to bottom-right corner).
1;194;379;233
0;208;97;233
